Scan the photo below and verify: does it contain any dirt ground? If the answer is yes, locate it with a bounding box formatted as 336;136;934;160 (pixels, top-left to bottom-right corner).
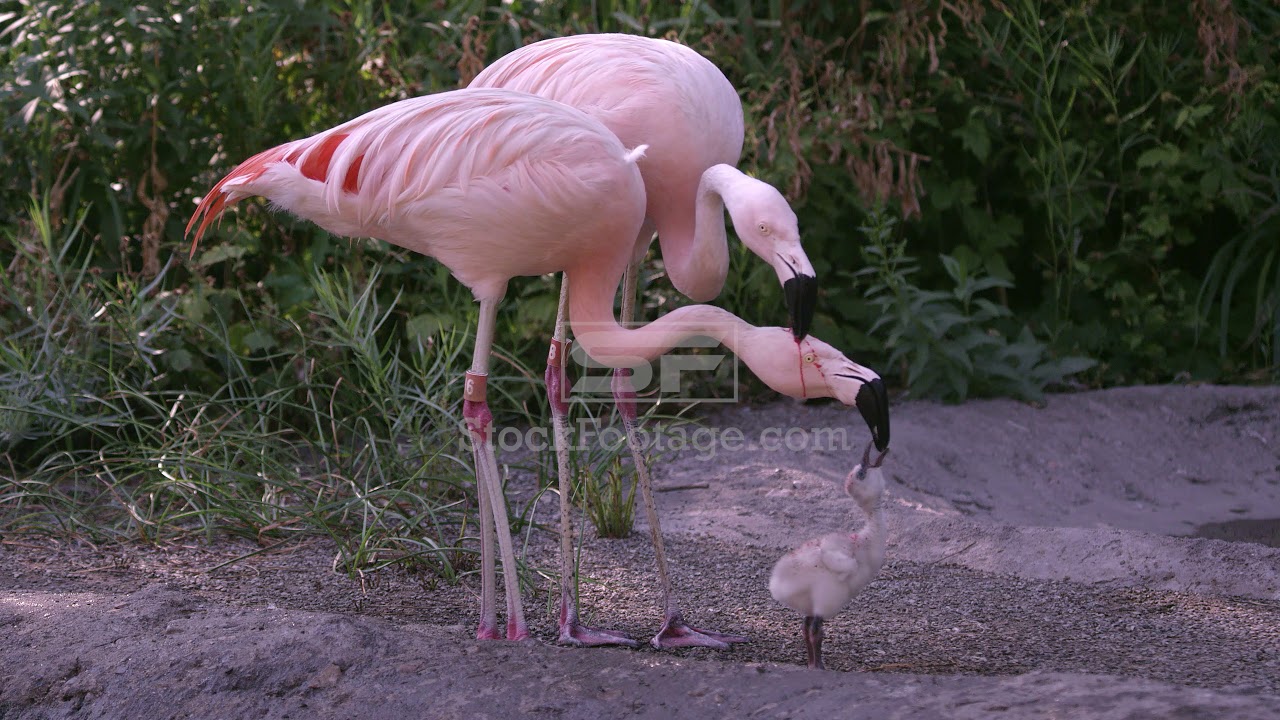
3;384;1279;719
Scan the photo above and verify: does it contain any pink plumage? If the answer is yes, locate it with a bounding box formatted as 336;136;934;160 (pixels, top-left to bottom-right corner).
186;82;888;646
469;33;842;651
471;34;814;309
188;89;648;300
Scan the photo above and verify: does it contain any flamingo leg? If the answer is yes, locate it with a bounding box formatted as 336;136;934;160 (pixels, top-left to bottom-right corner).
803;616;826;670
610;264;749;651
465;297;529;641
546;276;639;648
475;434;499;639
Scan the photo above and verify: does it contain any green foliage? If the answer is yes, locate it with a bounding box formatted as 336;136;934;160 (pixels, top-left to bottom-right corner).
579;455;637;540
854;208;1095;402
549;398;691;541
717;1;1279;383
0;198;179;452
5;0;1277;391
0;200;514;580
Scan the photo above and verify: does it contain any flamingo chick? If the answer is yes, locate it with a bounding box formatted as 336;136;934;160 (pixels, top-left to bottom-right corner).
769;441;889;670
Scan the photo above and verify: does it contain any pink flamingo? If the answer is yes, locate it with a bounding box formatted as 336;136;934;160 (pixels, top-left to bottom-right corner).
471;34;840;649
186;88;890;645
470;34;818;332
770;441;889;670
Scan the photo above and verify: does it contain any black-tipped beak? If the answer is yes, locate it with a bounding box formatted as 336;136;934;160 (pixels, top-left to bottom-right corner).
783;273;818;341
856;378;890;452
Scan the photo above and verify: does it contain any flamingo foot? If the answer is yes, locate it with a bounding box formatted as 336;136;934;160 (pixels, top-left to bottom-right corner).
650;613;750;650
558;621;640;648
557;598;639;647
507;617;531;641
476;620;530;641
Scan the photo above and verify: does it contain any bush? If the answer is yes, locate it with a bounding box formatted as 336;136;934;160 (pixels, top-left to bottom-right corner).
727;2;1276;384
4;1;1276;390
852;207;1096;402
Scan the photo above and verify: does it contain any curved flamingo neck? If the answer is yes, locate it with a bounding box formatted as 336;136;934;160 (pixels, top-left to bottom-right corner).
658;164;744;302
864;506;884;541
856;500;886;565
566;267;752;366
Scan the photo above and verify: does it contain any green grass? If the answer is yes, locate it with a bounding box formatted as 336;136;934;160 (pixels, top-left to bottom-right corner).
0;198;695;588
0;200;500;579
580;456;638;540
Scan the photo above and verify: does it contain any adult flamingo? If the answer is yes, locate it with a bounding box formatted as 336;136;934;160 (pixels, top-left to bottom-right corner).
471;33;831;649
470;34;818;334
186;89;890;645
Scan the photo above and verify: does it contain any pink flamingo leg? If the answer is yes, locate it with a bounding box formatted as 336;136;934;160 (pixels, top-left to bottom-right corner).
466;298;529;641
547;277;638;648
471;403;499;640
613;367;749;649
611;265;749;651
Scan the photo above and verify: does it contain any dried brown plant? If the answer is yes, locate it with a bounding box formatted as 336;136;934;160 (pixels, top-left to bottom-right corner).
1193;0;1250;108
456;15;491;88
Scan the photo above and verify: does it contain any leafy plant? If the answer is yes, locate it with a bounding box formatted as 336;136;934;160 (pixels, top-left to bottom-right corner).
578;455;637;540
1198;225;1280;376
854;208;1095;402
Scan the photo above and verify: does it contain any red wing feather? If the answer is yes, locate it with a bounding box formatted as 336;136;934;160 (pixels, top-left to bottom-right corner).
185;133;364;257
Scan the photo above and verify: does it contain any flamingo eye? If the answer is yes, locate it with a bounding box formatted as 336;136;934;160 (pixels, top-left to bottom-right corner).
803;352;816;364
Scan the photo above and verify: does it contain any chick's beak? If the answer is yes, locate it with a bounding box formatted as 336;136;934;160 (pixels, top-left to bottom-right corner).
783;272;818;341
856;378;890;452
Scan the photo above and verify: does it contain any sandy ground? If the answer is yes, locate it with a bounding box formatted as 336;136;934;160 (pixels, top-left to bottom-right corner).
2;384;1279;719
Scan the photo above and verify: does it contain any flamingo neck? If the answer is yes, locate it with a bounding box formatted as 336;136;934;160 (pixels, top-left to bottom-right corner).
857;502;887;566
567;269;752;366
660;165;742;302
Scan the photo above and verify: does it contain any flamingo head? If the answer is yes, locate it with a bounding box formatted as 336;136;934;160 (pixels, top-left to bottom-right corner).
846;440;889;508
725;180;817;342
735;329;890;452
